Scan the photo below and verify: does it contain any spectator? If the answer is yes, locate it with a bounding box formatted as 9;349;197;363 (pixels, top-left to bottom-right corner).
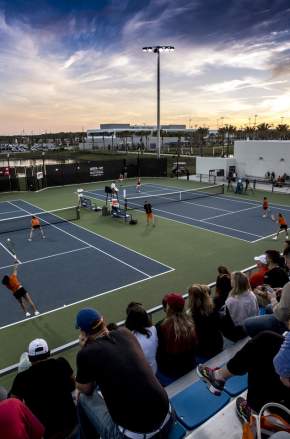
244;247;290;337
125;302;158;373
225;271;259;327
156;293;197;384
249;255;269;289
10;338;77;439
264;250;289;288
187;284;223;360
198;331;290;422
213;265;232;311
0;398;44;439
76;308;173;439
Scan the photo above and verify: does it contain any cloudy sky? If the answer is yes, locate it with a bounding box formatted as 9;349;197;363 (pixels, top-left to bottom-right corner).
0;0;290;134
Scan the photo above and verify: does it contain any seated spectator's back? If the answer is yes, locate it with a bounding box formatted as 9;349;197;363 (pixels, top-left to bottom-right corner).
187;284;223;359
214;265;232;311
264;250;289;288
10;338;77;439
125;302;158;373
225;272;259;326
156;293;197;380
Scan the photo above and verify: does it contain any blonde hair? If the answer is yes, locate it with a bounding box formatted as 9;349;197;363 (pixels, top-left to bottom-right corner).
230;271;250;296
162;306;195;342
187;284;213;317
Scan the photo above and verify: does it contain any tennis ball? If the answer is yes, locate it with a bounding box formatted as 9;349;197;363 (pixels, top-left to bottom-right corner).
7;238;10;242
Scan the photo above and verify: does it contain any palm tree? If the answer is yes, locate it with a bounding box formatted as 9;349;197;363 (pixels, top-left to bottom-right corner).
256;123;272;140
275;124;289;140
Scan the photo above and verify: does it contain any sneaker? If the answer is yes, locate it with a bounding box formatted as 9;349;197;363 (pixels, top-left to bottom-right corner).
34;310;40;316
272;236;277;240
42;236;46;239
28;238;32;242
25;312;31;317
197;365;225;396
236;397;252;424
262;215;266;218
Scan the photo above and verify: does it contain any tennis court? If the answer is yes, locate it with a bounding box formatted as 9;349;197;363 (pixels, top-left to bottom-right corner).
83;183;290;243
0;199;173;328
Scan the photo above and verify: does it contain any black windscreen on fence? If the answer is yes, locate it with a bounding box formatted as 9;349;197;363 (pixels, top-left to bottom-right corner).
0;157;168;191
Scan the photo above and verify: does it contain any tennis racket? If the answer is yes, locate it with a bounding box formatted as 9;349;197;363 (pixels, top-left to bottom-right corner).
6;238;19;262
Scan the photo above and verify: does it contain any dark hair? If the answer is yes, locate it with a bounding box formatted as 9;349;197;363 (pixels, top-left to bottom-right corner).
217;265;230;275
125;304;152;337
2;276;9;286
107;322;118;331
265;250;283;265
284;247;290;259
126;301;143;315
29;351;50;363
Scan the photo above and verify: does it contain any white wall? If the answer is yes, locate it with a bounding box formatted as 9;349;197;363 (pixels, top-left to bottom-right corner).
235;141;290;178
196;157;236;176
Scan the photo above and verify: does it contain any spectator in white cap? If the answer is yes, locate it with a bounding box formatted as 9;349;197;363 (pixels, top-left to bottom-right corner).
249;255;268;290
10;338;77;439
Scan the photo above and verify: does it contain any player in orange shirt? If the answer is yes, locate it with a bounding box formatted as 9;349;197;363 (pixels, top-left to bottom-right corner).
273;213;289;240
262;197;269;218
2;263;39;317
144;200;155;226
28;216;45;241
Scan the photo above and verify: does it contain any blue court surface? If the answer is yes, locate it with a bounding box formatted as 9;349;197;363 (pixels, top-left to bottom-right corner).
0;199;173;328
83;183;290;243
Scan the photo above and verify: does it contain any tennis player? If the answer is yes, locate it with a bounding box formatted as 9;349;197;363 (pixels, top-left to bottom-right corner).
262;197;269;218
144;200;155;226
136;177;141;193
2;263;40;317
273;213;289;240
110;181;119;198
28;216;45;241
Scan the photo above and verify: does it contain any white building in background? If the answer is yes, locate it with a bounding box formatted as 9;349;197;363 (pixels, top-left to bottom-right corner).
234;140;290;178
195;140;290;179
80;123;188;150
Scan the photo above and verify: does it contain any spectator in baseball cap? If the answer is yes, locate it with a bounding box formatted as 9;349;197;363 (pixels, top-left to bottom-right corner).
249;255;268;290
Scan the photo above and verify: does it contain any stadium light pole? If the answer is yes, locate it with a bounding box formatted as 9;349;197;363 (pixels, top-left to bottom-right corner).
142;46;175;159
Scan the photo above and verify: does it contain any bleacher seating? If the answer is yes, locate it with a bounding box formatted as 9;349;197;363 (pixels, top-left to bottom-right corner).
166;338;249;437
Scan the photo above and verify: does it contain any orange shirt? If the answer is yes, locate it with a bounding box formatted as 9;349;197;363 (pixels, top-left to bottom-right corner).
8;274;21;293
279;216;287;225
31;217;40;227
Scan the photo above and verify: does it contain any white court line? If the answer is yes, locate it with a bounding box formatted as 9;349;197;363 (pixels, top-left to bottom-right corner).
8;201;152;279
128;202;261;239
0;241;22;263
14;199;175;271
202;205;260;221
0;210;22;216
251;233;277;243
0;269;175;331
0;246;91;270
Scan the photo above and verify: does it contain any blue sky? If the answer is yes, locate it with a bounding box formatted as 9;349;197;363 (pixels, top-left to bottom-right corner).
0;0;289;133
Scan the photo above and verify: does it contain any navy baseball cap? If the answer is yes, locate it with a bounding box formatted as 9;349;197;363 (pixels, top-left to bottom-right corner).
75;308;103;333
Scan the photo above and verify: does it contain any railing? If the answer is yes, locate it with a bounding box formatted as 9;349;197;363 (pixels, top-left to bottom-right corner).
0;264;257;378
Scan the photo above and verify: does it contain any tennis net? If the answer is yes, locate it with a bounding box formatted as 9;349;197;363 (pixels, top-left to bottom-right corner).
125;184;224;209
0;206;80;235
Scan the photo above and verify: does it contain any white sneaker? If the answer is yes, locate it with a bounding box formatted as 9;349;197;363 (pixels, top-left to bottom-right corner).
25;312;31;317
272;236;277;240
286;236;289;239
34;310;40;316
42;236;46;239
262;215;266;218
28;238;32;242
